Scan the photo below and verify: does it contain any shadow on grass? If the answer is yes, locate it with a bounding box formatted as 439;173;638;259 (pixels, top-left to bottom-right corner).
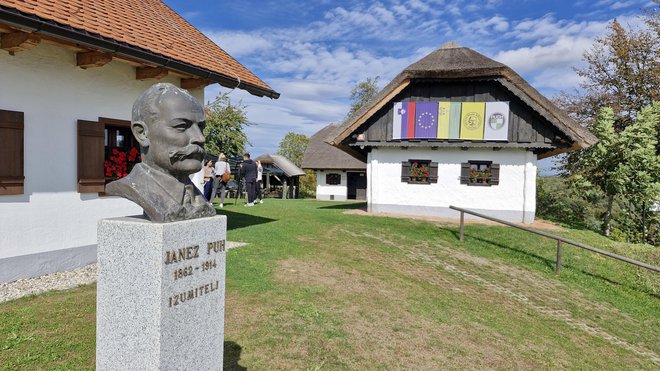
224;341;247;371
458;231;557;271
216;208;277;230
452;229;660;299
316;202;367;210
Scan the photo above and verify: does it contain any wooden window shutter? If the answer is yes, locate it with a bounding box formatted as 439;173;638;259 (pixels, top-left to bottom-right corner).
490;163;500;185
460;163;470;184
0;109;25;195
429;162;438;183
401;161;411;182
77;120;106;193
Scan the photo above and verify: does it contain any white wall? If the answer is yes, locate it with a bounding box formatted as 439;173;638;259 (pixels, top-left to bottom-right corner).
368;147;536;223
0;43;204;263
315;170;347;200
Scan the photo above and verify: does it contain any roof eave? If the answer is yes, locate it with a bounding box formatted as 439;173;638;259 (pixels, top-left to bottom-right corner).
0;6;280;99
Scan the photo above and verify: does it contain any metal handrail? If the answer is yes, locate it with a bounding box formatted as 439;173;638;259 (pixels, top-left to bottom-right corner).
449;205;660;274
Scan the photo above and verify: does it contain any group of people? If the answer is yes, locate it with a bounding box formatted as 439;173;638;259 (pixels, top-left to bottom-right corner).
199;153;263;207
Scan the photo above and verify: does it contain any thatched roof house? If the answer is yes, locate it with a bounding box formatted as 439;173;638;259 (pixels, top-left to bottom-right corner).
303;124;367;201
328;42;596;159
322;42;597;223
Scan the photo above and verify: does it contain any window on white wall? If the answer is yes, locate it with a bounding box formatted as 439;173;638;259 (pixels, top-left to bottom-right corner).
460;161;500;186
326;173;341;185
401;159;438;184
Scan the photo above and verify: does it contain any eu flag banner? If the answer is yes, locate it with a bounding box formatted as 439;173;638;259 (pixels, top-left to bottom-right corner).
484;102;509;141
460;102;485;140
437;102;451;139
448;102;461;139
414;102;439;138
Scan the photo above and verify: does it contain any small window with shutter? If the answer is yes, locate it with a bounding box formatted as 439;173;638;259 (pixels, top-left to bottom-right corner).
100;117;139;184
326;173;341;185
460;161;499;186
402;159;438;184
0;109;24;195
78;117;140;193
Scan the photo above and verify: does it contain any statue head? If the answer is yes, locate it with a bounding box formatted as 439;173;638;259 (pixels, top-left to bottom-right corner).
131;83;206;180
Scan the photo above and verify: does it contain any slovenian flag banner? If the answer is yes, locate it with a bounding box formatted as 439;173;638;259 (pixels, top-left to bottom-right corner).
414;102;439;138
483;102;509;141
459;102;486;140
392;102;416;139
392;101;508;141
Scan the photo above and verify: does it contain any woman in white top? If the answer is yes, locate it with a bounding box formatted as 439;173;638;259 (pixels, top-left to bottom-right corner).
212;153;231;207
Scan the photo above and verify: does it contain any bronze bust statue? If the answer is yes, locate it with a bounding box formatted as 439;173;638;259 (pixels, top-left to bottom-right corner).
106;83;216;222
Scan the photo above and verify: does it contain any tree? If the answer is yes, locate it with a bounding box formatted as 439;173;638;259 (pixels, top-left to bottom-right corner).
204;93;252;157
571;104;660;237
556;9;660;164
345;76;380;121
277;132;309;168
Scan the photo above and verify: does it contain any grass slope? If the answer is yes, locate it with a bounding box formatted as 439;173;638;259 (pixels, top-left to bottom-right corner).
1;199;658;370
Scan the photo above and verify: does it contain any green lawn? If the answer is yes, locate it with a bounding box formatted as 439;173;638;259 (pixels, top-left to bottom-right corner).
1;199;659;370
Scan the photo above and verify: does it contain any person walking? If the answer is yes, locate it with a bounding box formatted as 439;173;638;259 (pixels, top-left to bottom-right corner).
239;153;258;206
202;159;215;201
213;154;231;208
255;160;264;204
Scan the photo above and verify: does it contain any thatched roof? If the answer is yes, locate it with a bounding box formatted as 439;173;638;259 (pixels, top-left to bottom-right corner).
254;154;305;177
328;42;597;155
302;124;367;170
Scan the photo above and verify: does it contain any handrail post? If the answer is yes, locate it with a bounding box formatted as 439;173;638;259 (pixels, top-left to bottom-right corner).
449;205;660;274
459;211;465;242
556;240;562;275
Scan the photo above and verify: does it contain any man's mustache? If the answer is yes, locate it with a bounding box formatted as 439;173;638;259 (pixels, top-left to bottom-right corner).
168;145;205;162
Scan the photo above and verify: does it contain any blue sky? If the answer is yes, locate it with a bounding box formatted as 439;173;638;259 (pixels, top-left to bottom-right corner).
164;0;652;161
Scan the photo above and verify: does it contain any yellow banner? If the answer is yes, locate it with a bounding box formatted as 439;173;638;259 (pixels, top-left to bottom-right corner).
436;102;451;139
459;102;485;140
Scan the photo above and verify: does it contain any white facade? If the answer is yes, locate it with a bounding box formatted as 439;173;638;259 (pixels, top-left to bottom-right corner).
366;147;536;223
315;170;348;201
0;43;204;282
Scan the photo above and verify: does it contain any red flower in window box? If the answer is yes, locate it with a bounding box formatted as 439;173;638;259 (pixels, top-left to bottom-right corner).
105;148;141;179
410;162;430;179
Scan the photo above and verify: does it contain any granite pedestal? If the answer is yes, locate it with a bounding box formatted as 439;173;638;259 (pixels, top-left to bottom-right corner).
97;215;226;371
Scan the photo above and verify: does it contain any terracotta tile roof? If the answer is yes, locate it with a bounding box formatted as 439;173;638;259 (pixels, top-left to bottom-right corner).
0;0;277;96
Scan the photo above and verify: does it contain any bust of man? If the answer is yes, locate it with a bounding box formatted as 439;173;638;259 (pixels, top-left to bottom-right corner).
106;83;216;222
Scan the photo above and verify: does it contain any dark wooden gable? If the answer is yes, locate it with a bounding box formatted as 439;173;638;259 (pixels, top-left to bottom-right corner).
354;78;566;150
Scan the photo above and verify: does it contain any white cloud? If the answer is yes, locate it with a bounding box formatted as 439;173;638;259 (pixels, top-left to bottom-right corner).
610;0;637;9
494;36;593;73
198;1;647;154
204;31;272;58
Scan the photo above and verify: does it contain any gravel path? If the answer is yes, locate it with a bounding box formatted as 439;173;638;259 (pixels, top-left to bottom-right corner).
0;241;248;304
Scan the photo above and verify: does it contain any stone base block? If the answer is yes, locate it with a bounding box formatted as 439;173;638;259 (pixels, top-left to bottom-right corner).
97;215;226;371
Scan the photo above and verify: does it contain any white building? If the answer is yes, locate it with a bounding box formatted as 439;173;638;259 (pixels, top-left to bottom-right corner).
0;0;278;283
303;124;367;201
327;42;596;223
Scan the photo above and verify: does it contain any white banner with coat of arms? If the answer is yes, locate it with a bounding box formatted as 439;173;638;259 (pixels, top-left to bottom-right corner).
484;101;510;141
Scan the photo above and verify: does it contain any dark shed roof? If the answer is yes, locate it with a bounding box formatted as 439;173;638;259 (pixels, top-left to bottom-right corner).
302;124;367;170
328;42;596;157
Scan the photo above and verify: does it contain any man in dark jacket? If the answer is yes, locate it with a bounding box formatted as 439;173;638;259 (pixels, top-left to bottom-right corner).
239;153;258;206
